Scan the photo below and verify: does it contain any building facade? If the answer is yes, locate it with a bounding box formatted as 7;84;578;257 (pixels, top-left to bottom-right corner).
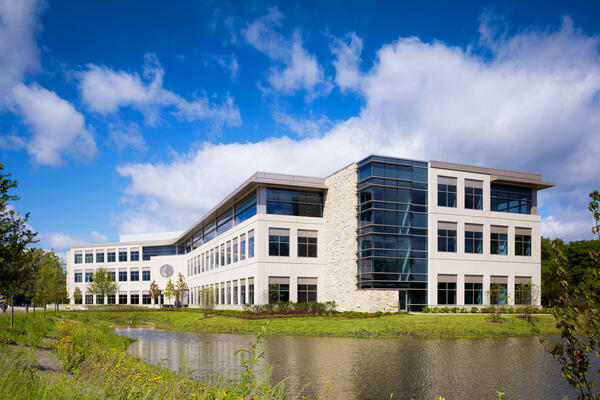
66;156;553;311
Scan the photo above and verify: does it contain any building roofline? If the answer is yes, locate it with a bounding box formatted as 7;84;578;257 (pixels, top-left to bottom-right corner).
70;238;176;250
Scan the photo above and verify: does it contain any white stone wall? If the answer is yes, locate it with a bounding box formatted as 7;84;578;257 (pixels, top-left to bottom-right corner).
321;163;398;312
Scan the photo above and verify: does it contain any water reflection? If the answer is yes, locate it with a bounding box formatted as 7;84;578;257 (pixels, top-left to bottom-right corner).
114;328;584;399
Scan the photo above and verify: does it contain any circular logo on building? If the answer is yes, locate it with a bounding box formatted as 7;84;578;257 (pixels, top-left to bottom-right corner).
159;264;174;278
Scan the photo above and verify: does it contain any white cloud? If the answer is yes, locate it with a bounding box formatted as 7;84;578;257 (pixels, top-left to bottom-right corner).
273;111;333;138
90;231;108;242
330;32;363;91
42;232;84;251
242;7;331;98
207;54;239;81
78;53;242;129
11;83;96;167
116;17;600;241
109;122;147;152
0;0;43;103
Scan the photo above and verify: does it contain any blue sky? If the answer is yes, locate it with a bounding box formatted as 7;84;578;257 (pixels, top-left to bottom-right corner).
1;0;599;253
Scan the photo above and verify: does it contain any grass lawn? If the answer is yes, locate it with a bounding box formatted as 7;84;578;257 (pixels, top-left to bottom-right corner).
61;310;559;339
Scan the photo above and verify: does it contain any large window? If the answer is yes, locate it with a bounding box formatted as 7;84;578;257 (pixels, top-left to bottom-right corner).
142;246;176;261
85;294;93;305
490;278;508;305
298;230;317;257
85;252;93;263
96;252;104;263
130;250;140;262
220;244;225;266
248;279;255;304
119;294;127;304
515;228;532;256
465;180;483;210
248;230;255;258
240;234;246;260
119;250;127;262
438;177;457;207
96;295;104;305
142;294;151;305
491;184;532;214
268;277;290;303
491;226;508;255
515;278;532;305
119;270;127;282
74;253;82;264
235;191;257;225
85;272;93;282
107;294;116;305
107;251;116;262
130;270;139;282
217;210;233;235
233;239;238;263
266;188;324;217
437;276;456;305
298;278;317;302
465;224;483;254
269;228;289;256
226;241;231;265
130;294;139;304
465;277;483;305
142;269;150;281
107;271;116;281
74;272;82;283
438;222;457;252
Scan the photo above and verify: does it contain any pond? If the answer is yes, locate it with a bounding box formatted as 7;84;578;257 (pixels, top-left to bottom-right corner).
113;328;585;399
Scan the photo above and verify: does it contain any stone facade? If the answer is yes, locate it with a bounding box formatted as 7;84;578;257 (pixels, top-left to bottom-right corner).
321;163;398;312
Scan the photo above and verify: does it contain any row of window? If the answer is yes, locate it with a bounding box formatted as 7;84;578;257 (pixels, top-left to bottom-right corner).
74;249;140;264
267;277;318;303
437;176;533;215
189;278;255;306
437;275;533;305
437;223;532;256
269;228;318;257
187;230;255;277
74;268;150;283
76;292;157;305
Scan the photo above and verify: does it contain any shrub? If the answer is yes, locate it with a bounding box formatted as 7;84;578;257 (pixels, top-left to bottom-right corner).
324;301;337;312
373;311;383;317
470;307;479;313
422;307;431;313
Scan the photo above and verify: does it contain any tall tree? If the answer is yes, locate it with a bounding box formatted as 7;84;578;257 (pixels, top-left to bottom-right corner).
174;272;188;307
163;279;175;306
33;250;65;317
87;267;119;303
0;163;38;327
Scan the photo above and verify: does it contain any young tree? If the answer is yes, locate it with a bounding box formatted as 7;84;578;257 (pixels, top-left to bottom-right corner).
174;272;188;307
199;287;215;317
33;250;65;317
0;164;38;327
149;280;160;308
164;279;175;306
87;267;119;304
73;287;82;305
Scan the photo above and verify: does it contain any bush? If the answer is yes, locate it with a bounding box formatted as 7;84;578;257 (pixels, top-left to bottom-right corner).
373;311;383;317
470;307;479;313
505;307;515;314
422;307;431;313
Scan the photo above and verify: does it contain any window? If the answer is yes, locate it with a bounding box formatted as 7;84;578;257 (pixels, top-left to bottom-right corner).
437;276;456;305
220;244;225;266
233;282;238;304
74;296;82;305
226;241;231;265
130;294;139;304
96;295;104;305
107;294;116;305
298;230;317;257
217;209;233;235
248;230;254;258
107;251;116;263
268;277;290;303
74;253;82;264
85;271;93;282
130;270;139;281
438;177;457;207
240;279;246;304
490;282;508;305
248;279;254;304
235;191;257;225
96;252;104;263
85;294;93;305
85;252;93;263
119;294;127;304
298;278;317;302
515;228;532;256
142;269;150;281
119;270;127;282
142;246;176;261
233;239;238;263
220;285;225;304
130;250;140;261
491;184;532;214
240;234;246;260
107;271;116;281
437;222;457;252
210;249;214;269
119;250;127;262
465;180;483;210
269;228;290;256
515;278;532;305
266;188;324;217
465;224;483;254
491;226;508;255
465;277;483;305
142;294;152;305
74;272;82;283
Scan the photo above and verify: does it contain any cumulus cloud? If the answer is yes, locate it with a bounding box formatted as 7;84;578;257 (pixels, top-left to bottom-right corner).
109;122;147;152
273;111;333;138
330;32;363;91
242;7;331;98
42;232;84;251
11;83;96;166
90;230;108;242
78;53;242;129
116;17;600;241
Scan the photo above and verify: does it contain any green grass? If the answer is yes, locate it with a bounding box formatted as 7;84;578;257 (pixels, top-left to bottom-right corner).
61;310;559;339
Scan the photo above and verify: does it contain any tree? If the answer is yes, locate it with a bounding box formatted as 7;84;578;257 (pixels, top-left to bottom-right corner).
149;280;160;307
87;267;119;303
33;250;65;317
199;287;215;317
73;287;82;305
0;163;38;327
164;279;175;306
174;272;188;307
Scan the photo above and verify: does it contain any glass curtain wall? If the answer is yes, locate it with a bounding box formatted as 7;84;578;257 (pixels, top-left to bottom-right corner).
357;156;428;311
